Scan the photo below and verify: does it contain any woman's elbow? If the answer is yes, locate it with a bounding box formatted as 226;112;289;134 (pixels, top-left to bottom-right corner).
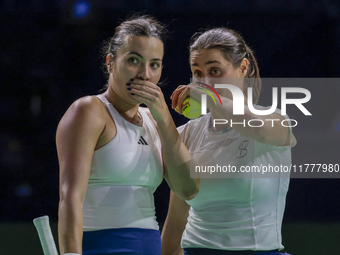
179;186;199;201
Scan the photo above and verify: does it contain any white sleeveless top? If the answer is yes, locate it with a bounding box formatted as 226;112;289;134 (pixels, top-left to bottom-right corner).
178;109;296;251
83;94;163;231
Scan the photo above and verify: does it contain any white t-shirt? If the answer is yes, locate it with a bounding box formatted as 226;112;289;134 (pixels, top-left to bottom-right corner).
178;109;296;251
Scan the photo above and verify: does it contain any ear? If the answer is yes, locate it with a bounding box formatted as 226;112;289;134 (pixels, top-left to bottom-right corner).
239;58;249;78
106;53;114;72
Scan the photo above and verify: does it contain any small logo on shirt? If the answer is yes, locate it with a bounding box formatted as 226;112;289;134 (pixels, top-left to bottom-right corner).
236;140;249;158
138;136;148;145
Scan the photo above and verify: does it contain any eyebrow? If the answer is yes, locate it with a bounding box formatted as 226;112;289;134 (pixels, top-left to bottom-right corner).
191;60;221;66
127;51;162;62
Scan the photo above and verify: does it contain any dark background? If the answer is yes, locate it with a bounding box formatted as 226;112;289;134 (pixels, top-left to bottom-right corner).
0;0;340;250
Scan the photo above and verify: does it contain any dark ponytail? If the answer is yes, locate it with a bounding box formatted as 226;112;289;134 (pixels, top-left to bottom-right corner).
245;45;261;103
190;28;262;103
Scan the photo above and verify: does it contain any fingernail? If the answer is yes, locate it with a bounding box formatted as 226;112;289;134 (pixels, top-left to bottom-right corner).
130;79;134;81
127;88;131;91
131;93;135;96
126;83;131;86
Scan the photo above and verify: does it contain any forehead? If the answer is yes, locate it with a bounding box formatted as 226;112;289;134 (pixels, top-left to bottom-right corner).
190;48;228;64
119;36;164;59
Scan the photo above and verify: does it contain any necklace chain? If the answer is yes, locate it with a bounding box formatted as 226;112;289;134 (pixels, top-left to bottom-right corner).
132;111;142;125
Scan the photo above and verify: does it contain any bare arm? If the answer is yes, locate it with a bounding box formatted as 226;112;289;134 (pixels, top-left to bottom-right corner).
56;96;106;254
129;80;199;200
207;94;291;146
161;191;190;255
156;113;199;201
171;84;292;146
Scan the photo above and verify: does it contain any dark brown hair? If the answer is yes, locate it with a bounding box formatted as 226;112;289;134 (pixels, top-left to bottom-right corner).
101;14;167;76
189;28;261;103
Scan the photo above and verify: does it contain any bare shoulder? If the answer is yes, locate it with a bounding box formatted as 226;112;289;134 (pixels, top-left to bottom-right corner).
61;96;105;121
57;96;106;138
69;96;105;117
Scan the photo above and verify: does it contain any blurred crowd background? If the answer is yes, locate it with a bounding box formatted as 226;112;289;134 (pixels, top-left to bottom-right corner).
1;0;340;251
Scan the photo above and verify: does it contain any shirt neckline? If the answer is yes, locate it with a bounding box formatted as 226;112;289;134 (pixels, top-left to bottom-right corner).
98;94;145;130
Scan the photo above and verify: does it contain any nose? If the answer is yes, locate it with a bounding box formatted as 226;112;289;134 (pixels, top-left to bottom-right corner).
200;77;213;86
137;64;150;81
192;73;212;84
192;74;207;84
